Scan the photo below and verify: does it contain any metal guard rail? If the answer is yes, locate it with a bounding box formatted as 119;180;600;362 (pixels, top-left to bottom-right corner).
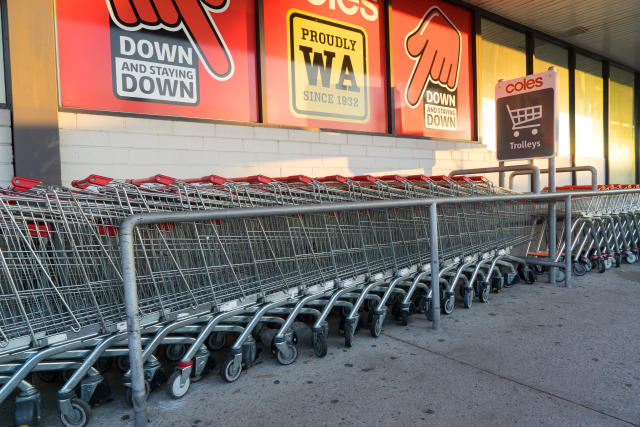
120;187;640;426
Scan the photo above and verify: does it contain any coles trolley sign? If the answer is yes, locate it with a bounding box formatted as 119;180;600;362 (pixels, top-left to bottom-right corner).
495;70;558;161
262;0;387;133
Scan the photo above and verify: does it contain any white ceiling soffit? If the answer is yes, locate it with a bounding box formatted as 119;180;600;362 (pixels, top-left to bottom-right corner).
465;0;640;72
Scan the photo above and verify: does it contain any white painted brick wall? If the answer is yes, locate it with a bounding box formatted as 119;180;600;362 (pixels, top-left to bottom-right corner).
58;112;508;186
0;109;12;186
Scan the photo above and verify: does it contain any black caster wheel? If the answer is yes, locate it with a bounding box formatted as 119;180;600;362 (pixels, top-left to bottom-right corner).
533;264;545;275
441;294;455;315
166;370;190;400
597;259;606;273
369;313;384;337
206;332;227;351
191;356;216;383
59;398;91;427
400;310;408;326
37;370;60;383
603;257;613;270
463;288;473;309
164;344;186;362
344;321;356;348
88;380;111;405
221;356;242;383
276;344;298;365
517;265;536;284
94;357;113;374
478;281;490;303
116;356;130;372
423;298;433;321
491;275;504;293
312;331;328;357
573;262;587;276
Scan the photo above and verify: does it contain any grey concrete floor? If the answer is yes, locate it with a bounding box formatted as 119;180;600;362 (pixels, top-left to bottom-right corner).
7;264;640;426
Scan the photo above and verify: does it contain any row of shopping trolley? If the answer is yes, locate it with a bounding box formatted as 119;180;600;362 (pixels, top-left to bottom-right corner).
528;184;640;281
0;172;631;426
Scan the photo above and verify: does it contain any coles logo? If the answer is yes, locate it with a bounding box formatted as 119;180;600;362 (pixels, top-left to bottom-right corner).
106;0;234;106
306;0;378;21
506;77;544;94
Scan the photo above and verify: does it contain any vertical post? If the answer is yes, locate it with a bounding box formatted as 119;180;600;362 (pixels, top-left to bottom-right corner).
603;61;610;185
429;203;440;330
564;195;572;288
383;0;394;135
498;161;505;187
121;221;147;427
548;157;556;284
634;72;639;185
569;49;577;185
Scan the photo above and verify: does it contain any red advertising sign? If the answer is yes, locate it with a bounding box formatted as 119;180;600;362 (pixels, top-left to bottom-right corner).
56;0;257;122
390;0;474;140
261;0;387;132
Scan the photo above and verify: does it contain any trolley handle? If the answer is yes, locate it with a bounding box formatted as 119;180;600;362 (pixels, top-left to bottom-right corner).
428;175;452;182
315;175;347;183
276;175;313;184
127;174;176;186
469;176;488;182
230;175;272;184
405;174;431;182
71;175;113;189
349;175;378;183
10;177;42;192
451;176;473;183
378;174;406;182
182;175;228;185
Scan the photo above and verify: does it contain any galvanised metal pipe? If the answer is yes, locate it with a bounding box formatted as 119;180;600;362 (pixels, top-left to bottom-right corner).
508;166;598;191
449;164;541;194
549;157;557;284
429;203;440;330
119;187;640;424
120;217;147;427
565;195;572;288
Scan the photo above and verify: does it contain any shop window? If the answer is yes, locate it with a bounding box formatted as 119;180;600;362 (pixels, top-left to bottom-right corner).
534;39;570;185
478;19;526;151
575;55;604;184
608;66;636;184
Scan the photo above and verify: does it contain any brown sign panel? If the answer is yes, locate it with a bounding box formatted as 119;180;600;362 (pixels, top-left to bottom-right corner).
495;70;557;161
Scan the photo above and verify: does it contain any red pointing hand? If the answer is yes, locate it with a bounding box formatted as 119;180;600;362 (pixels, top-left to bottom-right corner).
108;0;233;80
405;7;461;107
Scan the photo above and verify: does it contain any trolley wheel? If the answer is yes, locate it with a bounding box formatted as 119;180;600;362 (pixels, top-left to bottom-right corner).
603;257;613;270
14;399;37;427
478;282;490;303
88;379;111;405
37;370;60;383
555;269;566;283
164;344;186;362
60;398;91;427
276;343;298;365
573;262;587;276
221;356;242;383
517;265;536;284
583;258;593;271
441;294;455;315
614;253;622;267
94;357;113;374
242;340;257;368
312;331;328;357
116;356;129;372
206;332;227;351
166;370;190;400
191;356;216;383
344;322;355;348
597;259;606;273
400;310;408;326
533;264;545;275
424;298;433;321
625;252;638;264
370;313;384;337
462;288;473;309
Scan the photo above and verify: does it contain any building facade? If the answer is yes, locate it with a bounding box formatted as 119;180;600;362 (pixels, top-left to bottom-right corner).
0;0;638;188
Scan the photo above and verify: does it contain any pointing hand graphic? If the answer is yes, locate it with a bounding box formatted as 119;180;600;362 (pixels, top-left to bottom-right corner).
108;0;233;80
405;7;461;108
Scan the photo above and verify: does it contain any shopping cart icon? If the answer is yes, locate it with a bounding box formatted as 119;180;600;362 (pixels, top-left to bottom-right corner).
506;104;542;137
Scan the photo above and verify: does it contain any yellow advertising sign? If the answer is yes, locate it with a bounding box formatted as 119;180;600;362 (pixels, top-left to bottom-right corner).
287;10;369;122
